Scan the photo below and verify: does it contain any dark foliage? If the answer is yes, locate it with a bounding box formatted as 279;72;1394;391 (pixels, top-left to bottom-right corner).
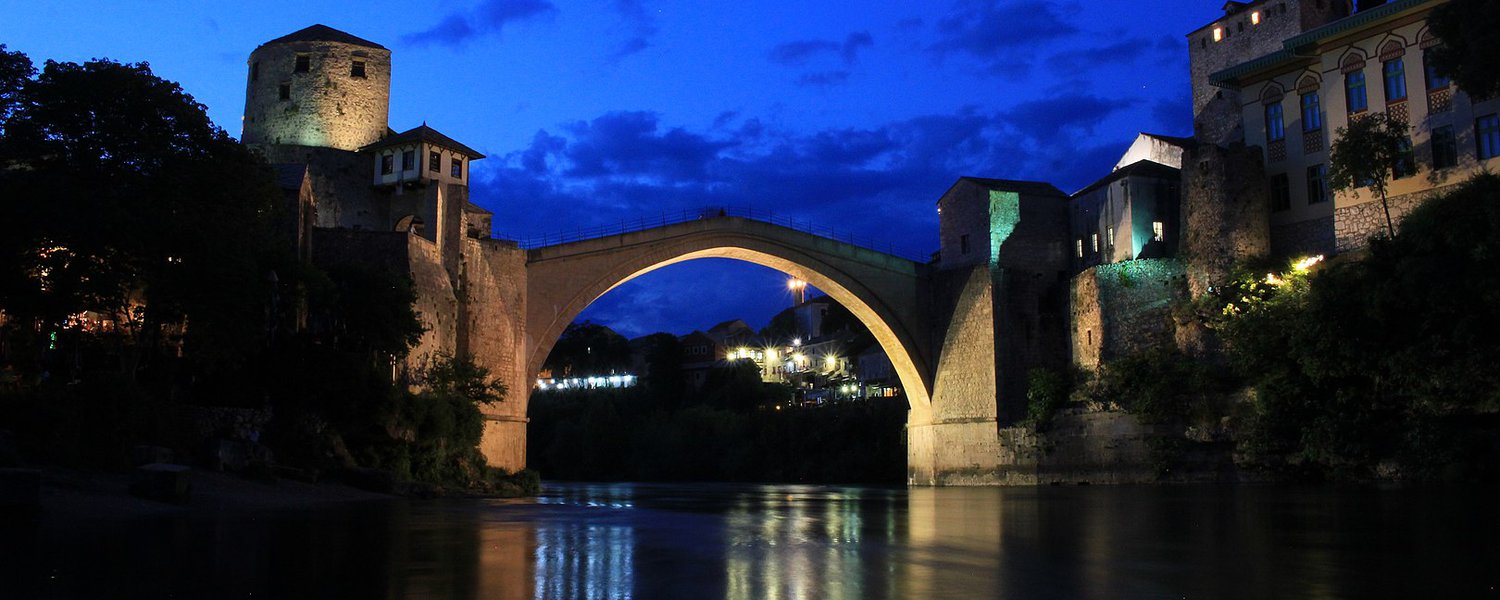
1427;0;1500;99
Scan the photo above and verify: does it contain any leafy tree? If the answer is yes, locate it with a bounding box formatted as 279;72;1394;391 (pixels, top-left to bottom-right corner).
1328;111;1409;238
0;45;34;133
0;56;286;376
543;321;631;377
1426;0;1500;99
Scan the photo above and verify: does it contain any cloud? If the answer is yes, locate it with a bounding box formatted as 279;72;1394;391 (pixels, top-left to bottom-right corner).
403;0;558;47
471;92;1133;261
797;71;850;87
927;0;1079;75
769;31;873;66
611;0;659;57
1150;97;1192;136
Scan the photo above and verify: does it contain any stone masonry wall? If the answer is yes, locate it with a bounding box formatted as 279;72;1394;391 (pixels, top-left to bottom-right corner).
1270;214;1335;257
1181;143;1271;298
1071;260;1187;372
463;238;530;473
1333;186;1453;253
243;39;390;152
258;145;385;231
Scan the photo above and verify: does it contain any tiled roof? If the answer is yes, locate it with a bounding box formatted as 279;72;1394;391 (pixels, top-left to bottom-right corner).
361;124;486;159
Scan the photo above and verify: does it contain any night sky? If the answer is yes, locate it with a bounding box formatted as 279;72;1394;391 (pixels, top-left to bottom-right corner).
2;1;1217;339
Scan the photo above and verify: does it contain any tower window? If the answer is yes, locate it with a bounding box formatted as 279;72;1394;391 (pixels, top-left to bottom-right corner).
251;61;259;82
351;60;366;78
1251;11;1261;24
1152;221;1164;242
294;54;310;73
1213;27;1223;42
1091;233;1099;252
429;151;442;173
1075;239;1083;258
451;157;463;178
278;84;290;101
401;150;415;171
960;234;970;254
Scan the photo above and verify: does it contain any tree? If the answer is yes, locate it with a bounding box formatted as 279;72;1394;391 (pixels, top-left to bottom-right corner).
1328;111;1409;238
0;45;34;133
543;322;632;377
1426;0;1500;99
0;56;287;376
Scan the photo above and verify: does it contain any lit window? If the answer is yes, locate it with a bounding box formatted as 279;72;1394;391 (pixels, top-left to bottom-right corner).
1301;91;1322;132
429;151;441;173
1346;70;1368;113
1251;11;1261;25
351;60;366;78
1477;114;1500;160
1152;221;1164;242
1090;233;1099;252
1432;125;1458;169
1306;164;1329;204
451;157;463;178
1075;239;1083;258
1383;58;1407;103
381;154;393;175
1393;137;1415;179
294;54;310;73
278;83;290;101
401;150;414;171
1271;173;1290;212
1425;53;1451;90
1107;227;1114;247
1265;102;1285;142
1213;27;1223;42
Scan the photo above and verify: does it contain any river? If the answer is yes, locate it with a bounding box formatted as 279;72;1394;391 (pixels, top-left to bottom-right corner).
8;482;1499;598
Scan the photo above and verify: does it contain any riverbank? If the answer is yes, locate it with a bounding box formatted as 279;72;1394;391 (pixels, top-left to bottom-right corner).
6;467;400;521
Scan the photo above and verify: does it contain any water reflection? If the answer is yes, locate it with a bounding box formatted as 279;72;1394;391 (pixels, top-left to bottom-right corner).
6;483;1499;598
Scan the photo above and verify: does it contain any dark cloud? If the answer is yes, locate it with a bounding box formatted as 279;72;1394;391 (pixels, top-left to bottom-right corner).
928;0;1078;75
1002;93;1120;140
466;93;1143;334
797;71;850;87
560;111;737;181
612;0;659;58
403;0;558;47
769;31;873;66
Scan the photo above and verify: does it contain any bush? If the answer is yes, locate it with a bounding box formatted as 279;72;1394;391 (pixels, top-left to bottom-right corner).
1023;368;1071;431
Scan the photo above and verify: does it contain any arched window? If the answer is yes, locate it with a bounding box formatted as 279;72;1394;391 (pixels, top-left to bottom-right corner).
1343;52;1369;113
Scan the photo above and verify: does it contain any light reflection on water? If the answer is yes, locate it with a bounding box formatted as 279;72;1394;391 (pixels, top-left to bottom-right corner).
6;483;1499;598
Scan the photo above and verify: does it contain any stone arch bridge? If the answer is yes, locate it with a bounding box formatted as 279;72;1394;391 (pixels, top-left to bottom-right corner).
461;200;1055;486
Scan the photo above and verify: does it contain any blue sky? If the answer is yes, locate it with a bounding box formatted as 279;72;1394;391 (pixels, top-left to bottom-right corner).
1;0;1219;339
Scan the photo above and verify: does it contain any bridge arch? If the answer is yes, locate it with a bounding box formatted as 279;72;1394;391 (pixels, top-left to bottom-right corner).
524;216;933;420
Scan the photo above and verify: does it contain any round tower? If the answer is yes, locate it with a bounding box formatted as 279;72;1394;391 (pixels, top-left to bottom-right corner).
241;24;390;151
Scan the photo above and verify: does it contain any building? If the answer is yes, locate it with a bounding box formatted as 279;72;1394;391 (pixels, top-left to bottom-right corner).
241;24;531;472
1070;134;1190;270
1195;0;1499;255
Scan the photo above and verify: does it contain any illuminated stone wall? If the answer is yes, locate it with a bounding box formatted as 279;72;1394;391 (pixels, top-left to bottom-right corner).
1070;259;1187;372
463;238;530;472
242;38;391;151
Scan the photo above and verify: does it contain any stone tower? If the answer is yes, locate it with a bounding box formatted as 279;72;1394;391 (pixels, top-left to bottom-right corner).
242;24;391;151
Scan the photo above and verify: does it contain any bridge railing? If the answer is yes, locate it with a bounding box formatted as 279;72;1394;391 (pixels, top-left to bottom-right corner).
513;207;929;262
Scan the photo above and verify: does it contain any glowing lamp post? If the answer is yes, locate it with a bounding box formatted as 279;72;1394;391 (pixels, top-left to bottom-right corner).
787;278;807;305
